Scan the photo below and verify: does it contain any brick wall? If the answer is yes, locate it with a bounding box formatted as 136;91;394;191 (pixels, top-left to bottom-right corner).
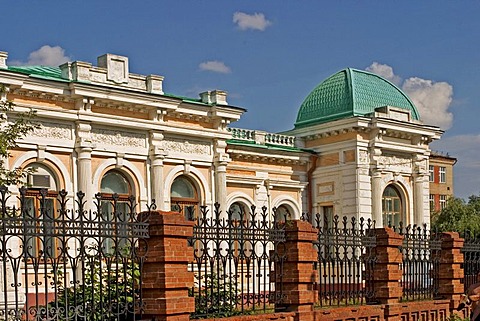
141;215;466;321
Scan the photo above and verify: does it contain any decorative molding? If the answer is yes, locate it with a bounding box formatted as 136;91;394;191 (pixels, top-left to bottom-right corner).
358;150;369;164
377;155;412;172
161;139;211;155
91;128;146;147
318;182;334;196
29;122;72;140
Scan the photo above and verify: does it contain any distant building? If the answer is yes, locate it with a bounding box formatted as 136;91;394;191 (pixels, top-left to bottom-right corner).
428;152;457;212
0;50;444;228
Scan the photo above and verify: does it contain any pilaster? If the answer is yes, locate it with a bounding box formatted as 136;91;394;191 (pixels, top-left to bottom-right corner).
371;170;383;224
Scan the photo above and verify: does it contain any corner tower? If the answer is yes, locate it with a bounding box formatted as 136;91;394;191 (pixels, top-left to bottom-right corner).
287;68;442;226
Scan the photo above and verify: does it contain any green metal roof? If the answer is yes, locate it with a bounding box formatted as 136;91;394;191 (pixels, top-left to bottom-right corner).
5;65;215;105
295;68;420;128
8;65;68;82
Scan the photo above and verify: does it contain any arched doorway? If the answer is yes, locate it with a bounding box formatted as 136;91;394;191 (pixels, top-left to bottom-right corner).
170;176;200;219
382;185;404;227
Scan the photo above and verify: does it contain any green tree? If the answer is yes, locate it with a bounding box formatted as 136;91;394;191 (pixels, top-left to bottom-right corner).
0;85;39;185
432;195;480;234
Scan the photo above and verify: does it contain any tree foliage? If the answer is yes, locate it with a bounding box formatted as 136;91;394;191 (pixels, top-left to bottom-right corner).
431;195;480;234
0;84;39;185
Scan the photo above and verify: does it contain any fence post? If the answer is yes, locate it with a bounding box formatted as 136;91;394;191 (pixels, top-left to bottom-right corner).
438;232;464;310
141;211;195;321
373;227;403;319
277;220;318;321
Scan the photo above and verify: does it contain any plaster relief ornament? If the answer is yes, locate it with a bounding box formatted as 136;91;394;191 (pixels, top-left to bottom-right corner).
29;122;72;140
377;155;412;173
161;139;211;155
91;128;146;147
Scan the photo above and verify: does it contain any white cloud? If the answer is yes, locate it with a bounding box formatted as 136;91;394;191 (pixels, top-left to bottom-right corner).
402;77;453;130
12;45;71;67
366;62;402;86
365;62;454;130
233;12;272;31
199;60;231;74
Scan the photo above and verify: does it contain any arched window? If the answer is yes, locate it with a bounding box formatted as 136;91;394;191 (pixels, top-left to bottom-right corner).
100;170;132;252
228;202;249;221
227;202;250;258
170;176;199;219
275;204;291;222
382;185;403;227
23;164;59;259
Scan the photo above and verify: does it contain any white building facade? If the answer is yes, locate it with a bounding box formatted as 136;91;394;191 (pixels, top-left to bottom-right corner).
0;51;442;227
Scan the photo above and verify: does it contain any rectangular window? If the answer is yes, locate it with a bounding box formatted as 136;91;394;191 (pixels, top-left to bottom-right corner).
439;167;446;183
439;195;447;209
321;205;334;225
429;165;434;182
429;194;435;212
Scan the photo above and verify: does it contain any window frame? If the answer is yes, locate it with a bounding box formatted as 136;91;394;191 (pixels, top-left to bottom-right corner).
439;166;446;183
439;195;447;210
429;194;435;212
23;189;59;260
99;170;134;254
382;185;403;227
170;176;200;219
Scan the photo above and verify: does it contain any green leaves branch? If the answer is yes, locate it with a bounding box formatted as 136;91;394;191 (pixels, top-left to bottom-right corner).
0;84;40;185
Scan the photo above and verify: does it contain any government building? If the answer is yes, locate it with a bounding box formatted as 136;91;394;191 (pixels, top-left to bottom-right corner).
0;50;444;227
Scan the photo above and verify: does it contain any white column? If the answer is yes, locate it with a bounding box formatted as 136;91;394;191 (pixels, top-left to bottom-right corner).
371;171;383;225
213;139;230;215
414;175;425;225
150;155;165;210
214;161;228;215
149;131;166;210
76;146;92;209
75;122;93;210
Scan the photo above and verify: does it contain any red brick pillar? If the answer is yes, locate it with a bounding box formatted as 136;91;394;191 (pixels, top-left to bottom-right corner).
277;220;318;320
438;232;464;309
373;227;403;320
141;211;195;321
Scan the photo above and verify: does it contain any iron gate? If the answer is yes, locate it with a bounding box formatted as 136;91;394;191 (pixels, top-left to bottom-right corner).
0;185;149;321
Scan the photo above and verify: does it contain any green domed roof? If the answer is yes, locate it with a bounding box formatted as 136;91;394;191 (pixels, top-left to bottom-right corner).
295;68;420;128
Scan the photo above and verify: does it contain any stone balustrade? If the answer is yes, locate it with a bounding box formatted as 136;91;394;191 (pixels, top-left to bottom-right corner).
228;127;296;147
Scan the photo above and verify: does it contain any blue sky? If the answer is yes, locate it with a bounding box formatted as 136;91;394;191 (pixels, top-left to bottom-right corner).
2;1;480;199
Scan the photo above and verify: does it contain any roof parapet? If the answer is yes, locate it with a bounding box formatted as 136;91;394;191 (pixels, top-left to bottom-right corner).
200;90;228;105
97;53;129;84
59;53;164;94
0;51;7;69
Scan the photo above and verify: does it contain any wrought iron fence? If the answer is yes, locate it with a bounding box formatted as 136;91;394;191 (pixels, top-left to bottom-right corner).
394;223;441;301
187;203;286;319
462;230;480;290
307;213;377;307
0;185;149;321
